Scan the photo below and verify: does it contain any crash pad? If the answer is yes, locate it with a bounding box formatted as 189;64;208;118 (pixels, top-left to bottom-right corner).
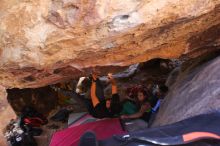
99;111;220;146
69;113;97;128
50;118;126;146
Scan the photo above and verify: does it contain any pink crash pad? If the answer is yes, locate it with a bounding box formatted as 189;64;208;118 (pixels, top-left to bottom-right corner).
50;118;126;146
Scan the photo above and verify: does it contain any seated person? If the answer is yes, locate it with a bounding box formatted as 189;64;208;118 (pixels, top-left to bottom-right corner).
121;85;149;115
150;85;168;113
121;90;152;122
120;99;138;116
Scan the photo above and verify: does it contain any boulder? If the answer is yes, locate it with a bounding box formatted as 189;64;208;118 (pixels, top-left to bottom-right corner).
0;0;220;88
152;56;220;127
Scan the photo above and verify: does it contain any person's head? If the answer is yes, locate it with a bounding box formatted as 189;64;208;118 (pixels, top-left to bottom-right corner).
106;95;122;114
137;90;148;102
157;85;168;98
106;99;111;109
146;83;153;90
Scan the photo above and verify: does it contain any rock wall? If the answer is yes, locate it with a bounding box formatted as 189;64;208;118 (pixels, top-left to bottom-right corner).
0;1;220;145
0;87;16;146
0;0;220;89
7;86;58;115
152;55;220;127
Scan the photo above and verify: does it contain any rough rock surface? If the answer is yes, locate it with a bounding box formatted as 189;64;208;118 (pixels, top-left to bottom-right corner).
7;87;58;115
0;87;16;146
152;56;220;127
0;0;220;89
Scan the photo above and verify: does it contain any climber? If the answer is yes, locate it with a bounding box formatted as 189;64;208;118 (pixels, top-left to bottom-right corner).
89;73;122;118
88;69;105;102
105;73;122;116
121;89;152;122
51;70;122;118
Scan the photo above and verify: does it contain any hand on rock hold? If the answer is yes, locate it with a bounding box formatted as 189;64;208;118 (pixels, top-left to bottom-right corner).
107;73;116;85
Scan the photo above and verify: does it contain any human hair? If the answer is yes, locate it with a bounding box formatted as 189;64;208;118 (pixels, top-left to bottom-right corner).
137;89;150;105
137;89;148;98
159;85;168;93
110;94;122;114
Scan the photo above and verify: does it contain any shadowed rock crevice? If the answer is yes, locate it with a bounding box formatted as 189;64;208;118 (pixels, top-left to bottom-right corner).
7;87;58;116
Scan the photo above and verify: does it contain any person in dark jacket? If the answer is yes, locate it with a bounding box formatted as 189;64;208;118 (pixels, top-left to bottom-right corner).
52;70;122;119
89;73;122;118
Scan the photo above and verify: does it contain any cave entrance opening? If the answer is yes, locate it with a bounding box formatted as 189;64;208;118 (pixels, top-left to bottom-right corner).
5;58;180;146
6;58;180;117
